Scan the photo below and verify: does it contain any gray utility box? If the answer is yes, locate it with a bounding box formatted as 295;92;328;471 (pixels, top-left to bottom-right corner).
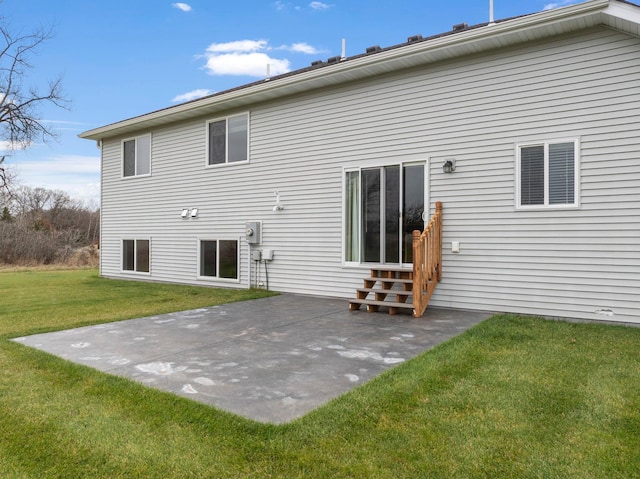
245;221;261;244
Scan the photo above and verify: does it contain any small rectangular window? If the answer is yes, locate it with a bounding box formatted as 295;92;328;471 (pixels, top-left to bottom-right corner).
517;140;578;208
199;239;238;280
207;114;249;166
123;239;150;273
122;135;151;177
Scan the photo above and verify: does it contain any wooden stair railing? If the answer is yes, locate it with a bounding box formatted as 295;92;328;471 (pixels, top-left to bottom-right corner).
412;201;443;317
348;201;443;317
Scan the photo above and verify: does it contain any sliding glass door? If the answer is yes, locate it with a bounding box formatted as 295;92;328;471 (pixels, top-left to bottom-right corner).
345;163;425;265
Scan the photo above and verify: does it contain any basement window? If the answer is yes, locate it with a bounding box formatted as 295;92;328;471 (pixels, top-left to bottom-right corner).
199;239;239;280
122;239;150;273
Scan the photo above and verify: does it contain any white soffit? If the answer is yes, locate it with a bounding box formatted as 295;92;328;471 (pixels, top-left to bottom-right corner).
80;0;638;141
603;1;640;35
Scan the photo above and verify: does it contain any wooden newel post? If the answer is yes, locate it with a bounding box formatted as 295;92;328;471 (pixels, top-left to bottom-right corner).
412;229;423;317
435;201;443;281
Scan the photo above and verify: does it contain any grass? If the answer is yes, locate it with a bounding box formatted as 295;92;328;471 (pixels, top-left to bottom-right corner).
1;269;639;478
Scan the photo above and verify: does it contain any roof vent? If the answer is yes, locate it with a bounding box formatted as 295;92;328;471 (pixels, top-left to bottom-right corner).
327;55;341;64
311;60;324;66
407;34;423;43
366;45;381;54
452;22;468;32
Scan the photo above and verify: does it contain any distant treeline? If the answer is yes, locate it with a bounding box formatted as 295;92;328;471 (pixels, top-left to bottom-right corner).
0;185;99;266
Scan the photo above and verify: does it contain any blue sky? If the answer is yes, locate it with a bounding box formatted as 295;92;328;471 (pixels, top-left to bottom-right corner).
1;0;583;205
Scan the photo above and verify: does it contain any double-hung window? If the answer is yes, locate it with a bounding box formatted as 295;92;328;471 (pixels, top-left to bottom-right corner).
122;134;151;177
199;239;239;280
517;140;579;208
122;239;150;273
206;113;249;166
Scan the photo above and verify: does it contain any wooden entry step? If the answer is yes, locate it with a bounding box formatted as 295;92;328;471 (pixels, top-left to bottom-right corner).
349;267;415;316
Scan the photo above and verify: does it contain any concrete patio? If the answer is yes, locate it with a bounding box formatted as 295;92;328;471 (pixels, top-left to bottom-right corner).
13;294;492;423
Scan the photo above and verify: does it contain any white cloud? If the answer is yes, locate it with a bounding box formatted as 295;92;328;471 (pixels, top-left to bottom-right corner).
206;40;269;53
274;1;328;12
281;42;323;54
543;0;579;10
0;140;30;152
18;155;100;176
41;119;90;134
203;40;292;77
10;154;101;204
205;52;291;77
172;89;214;102
309;1;331;10
172;2;192;12
0;140;15;151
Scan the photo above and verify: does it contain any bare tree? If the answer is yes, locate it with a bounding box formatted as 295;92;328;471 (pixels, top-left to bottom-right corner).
0;155;16;191
0;17;69;192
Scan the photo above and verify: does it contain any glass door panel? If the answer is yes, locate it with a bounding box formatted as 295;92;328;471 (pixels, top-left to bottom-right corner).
402;164;425;263
362;168;381;263
384;165;400;263
344;171;360;262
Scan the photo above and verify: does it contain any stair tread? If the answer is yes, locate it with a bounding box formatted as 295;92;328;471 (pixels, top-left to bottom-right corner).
348;298;414;309
356;288;412;296
364;277;413;284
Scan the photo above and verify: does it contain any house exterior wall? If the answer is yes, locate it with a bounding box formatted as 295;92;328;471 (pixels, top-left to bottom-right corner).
100;26;640;323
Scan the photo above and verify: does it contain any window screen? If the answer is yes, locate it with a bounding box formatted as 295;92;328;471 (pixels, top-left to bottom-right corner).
548;142;575;205
208;120;226;165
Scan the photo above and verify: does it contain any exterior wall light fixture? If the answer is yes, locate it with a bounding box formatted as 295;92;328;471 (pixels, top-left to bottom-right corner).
443;159;456;174
181;208;199;219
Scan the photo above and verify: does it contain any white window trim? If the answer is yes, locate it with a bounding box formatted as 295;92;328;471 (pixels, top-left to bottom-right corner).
121;134;152;179
120;237;151;275
204;112;250;168
196;237;241;283
515;138;580;210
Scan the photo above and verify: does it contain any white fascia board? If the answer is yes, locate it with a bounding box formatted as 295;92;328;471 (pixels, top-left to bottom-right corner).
80;0;621;142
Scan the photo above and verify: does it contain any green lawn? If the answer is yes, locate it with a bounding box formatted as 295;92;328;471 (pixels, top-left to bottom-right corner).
1;269;638;478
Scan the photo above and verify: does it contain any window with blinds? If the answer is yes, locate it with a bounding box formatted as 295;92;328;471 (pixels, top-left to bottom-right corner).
517;140;578;208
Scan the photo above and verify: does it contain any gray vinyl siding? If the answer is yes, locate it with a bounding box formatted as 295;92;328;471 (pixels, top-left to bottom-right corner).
100;26;640;323
426;27;640;323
